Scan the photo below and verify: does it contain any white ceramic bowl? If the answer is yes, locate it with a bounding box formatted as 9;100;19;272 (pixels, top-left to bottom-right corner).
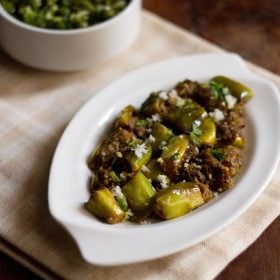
0;0;141;71
49;53;280;266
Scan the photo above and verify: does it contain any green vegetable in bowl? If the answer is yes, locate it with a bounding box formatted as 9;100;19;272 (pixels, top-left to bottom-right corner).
152;182;204;220
211;76;254;101
0;0;131;30
165;98;206;133
150;122;173;153
85;188;125;224
190;117;216;146
86;76;253;224
160;135;189;179
125;143;152;172
122;172;156;215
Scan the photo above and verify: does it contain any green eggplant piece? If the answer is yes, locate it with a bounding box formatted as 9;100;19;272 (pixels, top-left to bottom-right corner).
152;182;204;220
150;122;173;153
122;172;156;214
211;76;253;101
126;143;152;172
160;135;188;179
198;117;216;146
85;188;125;224
165;98;206;132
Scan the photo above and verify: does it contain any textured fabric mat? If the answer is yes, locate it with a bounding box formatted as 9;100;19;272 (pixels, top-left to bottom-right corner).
0;11;279;280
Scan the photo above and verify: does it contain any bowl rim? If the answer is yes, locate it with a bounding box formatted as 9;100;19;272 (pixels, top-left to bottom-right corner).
0;0;139;35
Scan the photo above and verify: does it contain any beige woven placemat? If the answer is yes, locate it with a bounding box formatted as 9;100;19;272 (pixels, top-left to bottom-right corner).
0;11;279;280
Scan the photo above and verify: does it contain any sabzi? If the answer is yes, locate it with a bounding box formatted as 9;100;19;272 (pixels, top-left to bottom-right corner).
86;76;253;224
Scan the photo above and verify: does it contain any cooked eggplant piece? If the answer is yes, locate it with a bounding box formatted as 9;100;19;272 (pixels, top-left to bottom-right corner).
164;98;206;133
125;143;152;172
142;160;171;189
122;172;156;214
152;182;204;220
211;76;253;102
150;122;173;153
199;117;216;146
115;105;136;129
190;117;216;146
160;135;189;179
85;188;125;224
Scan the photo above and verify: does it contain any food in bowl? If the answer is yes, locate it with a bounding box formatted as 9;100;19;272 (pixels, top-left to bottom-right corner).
86;76;253;224
0;0;140;71
0;0;131;29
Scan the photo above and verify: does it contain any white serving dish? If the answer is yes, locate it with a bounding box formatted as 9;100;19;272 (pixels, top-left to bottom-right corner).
48;53;280;266
0;0;141;71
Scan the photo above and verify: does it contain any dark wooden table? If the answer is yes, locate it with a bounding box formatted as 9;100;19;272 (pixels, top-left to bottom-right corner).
0;0;279;279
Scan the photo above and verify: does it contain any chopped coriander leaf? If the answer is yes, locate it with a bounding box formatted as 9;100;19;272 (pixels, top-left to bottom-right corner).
191;123;202;136
171;152;179;161
190;123;202;145
128;139;139;148
211;149;224;161
209;80;227;101
116;196;128;212
190;133;199;145
109;171;121;184
135;119;149;128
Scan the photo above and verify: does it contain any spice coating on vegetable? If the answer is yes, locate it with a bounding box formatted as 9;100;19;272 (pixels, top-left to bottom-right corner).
86;76;253;224
1;0;130;30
